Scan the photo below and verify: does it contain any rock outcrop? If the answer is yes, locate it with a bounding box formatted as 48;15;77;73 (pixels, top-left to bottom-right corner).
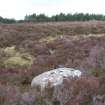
31;67;82;89
31;68;82;105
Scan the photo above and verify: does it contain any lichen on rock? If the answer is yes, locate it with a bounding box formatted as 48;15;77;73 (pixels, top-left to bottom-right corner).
31;68;82;105
31;67;82;90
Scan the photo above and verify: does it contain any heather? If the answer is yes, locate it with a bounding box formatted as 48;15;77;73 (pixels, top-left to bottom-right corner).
0;21;105;105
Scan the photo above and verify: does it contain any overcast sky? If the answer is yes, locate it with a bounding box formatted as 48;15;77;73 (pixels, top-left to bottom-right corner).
0;0;105;20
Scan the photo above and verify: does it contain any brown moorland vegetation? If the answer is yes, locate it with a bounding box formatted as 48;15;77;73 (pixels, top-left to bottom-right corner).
0;21;105;105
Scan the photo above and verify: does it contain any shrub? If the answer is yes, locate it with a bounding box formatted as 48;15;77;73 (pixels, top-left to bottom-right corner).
30;76;99;105
81;45;105;76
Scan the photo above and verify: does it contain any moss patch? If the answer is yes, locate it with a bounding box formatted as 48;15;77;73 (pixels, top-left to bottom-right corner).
90;68;105;77
0;46;34;68
39;35;62;43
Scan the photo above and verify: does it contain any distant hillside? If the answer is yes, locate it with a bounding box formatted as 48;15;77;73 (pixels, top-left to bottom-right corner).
0;21;105;47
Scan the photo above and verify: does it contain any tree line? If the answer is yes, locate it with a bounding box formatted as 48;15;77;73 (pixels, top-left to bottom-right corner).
24;13;105;22
1;13;105;23
0;16;16;23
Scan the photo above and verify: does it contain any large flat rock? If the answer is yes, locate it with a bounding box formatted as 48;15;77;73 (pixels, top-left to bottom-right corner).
31;68;82;89
31;68;82;105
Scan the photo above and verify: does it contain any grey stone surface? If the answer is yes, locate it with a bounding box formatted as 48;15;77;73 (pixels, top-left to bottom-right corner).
31;67;82;89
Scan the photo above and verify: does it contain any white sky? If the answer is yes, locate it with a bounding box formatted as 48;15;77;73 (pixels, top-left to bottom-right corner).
0;0;105;20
